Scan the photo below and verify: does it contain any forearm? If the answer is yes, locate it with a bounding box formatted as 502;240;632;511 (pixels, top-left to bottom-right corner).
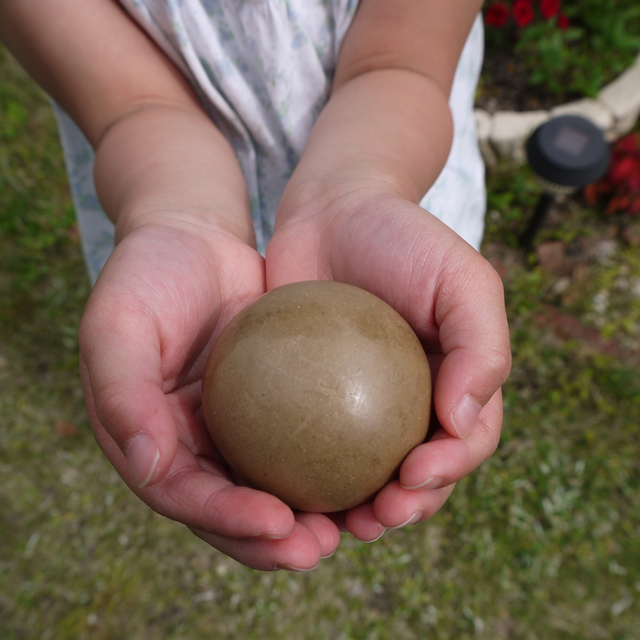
1;0;254;246
277;0;482;224
277;67;453;222
94;105;254;245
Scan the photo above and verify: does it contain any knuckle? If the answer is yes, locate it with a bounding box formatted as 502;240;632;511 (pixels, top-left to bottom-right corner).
477;418;502;460
482;346;513;386
199;484;235;530
93;381;132;440
472;255;506;298
485;260;506;295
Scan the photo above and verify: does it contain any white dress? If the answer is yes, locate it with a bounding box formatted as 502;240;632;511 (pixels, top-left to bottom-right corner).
54;0;486;283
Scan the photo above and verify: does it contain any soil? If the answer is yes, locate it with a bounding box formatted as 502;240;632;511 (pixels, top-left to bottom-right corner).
475;49;583;113
482;189;640;365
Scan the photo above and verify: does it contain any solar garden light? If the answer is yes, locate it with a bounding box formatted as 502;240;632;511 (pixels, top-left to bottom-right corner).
519;114;610;250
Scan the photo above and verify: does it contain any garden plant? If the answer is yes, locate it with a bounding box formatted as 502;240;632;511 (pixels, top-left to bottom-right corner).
481;0;640;106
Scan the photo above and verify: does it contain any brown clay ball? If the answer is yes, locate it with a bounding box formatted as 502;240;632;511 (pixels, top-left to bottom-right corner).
202;280;431;512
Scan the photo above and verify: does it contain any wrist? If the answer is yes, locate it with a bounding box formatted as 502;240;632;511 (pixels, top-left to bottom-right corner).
93;104;256;246
276;176;397;229
113;203;255;248
275;67;453;229
276;177;414;239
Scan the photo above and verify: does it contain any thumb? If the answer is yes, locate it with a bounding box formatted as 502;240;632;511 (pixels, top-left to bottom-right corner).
433;259;511;439
79;301;178;489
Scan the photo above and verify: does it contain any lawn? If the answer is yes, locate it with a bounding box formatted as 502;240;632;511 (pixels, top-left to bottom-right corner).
1;43;639;640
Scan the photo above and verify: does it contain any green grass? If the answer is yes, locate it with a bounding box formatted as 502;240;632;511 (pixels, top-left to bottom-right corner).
1;45;639;639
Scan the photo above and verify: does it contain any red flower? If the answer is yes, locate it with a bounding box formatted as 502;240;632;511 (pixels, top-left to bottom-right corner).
557;13;570;30
609;156;639;185
606;195;629;214
485;2;510;28
584;132;640;216
540;0;561;20
513;0;535;28
614;132;640;155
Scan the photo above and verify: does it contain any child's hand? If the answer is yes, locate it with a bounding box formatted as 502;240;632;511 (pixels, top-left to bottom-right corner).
267;189;511;541
79;220;341;570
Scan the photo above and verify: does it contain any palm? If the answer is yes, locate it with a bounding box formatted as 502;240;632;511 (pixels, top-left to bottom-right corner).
80;223;338;569
267;194;509;539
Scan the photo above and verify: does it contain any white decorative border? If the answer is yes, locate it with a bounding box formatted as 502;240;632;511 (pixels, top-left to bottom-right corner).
475;53;640;164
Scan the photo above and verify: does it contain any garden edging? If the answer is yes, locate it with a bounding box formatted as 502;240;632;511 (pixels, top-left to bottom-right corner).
475;52;640;165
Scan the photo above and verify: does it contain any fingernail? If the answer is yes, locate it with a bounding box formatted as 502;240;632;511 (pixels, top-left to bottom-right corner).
126;434;160;488
402;476;443;491
389;512;421;530
260;532;291;540
362;527;387;543
274;562;319;572
321;549;337;559
451;395;482;438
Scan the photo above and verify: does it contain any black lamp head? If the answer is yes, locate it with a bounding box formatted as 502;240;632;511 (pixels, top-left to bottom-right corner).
526;114;610;193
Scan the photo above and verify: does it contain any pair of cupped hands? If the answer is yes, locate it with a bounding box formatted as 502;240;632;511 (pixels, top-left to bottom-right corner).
79;188;511;572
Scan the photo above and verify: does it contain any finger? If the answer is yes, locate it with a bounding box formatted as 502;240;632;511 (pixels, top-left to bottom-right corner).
91;415;297;539
372;480;456;530
325;511;349;533
294;512;342;558
191;521;324;572
399;389;503;490
152;471;295;540
344;501;387;542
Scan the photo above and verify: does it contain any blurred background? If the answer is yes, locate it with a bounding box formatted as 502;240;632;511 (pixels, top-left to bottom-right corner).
1;3;640;637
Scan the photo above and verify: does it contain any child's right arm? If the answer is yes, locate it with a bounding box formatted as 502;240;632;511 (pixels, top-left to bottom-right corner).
0;0;253;242
0;0;340;570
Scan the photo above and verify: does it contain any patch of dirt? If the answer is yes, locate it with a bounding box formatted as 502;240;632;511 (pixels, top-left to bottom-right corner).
483;195;640;365
475;49;583;113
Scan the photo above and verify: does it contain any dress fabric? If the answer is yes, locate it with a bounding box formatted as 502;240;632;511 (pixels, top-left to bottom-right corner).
53;1;486;284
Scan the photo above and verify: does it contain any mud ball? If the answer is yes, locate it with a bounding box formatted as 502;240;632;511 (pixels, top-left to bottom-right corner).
202;280;431;513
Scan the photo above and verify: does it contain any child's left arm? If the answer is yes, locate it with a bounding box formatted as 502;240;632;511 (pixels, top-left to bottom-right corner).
267;0;512;541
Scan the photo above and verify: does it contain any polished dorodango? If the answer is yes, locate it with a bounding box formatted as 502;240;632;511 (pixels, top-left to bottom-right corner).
202;280;431;512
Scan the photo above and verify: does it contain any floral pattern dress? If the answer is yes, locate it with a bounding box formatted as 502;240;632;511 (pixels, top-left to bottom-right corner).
53;0;486;283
